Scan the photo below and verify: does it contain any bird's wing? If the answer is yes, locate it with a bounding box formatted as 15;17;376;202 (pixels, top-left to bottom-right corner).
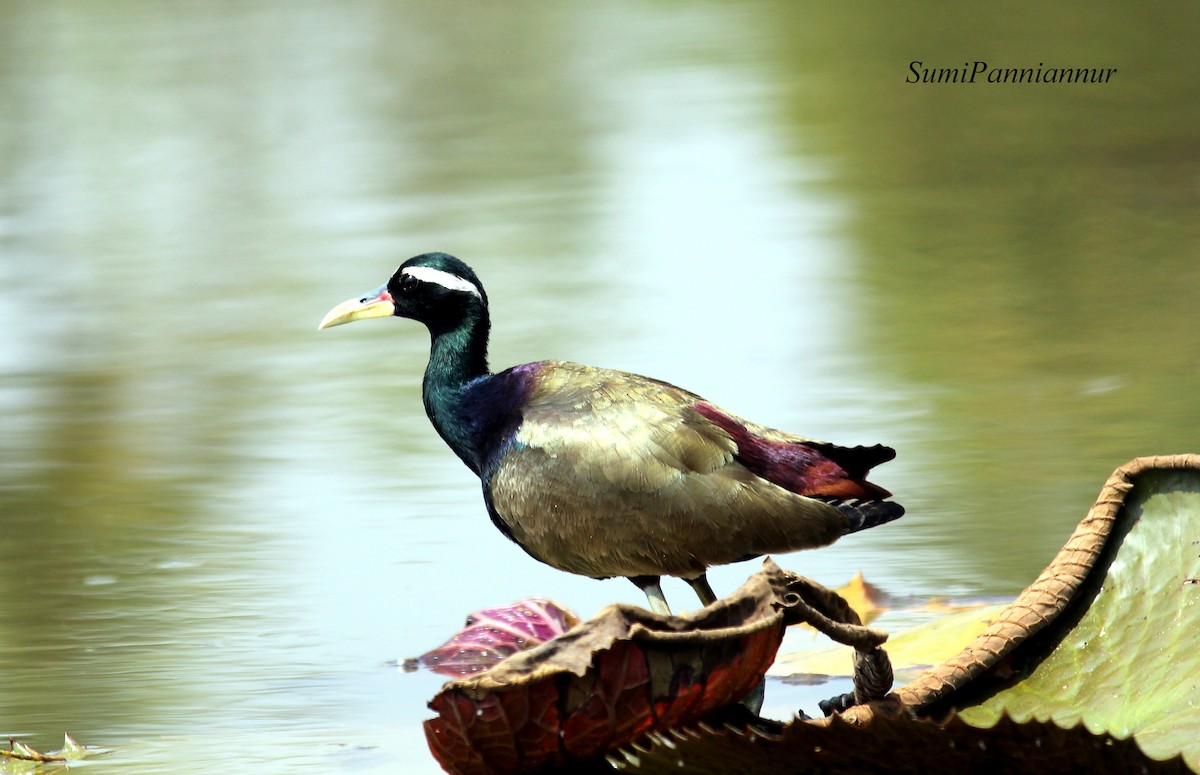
508;362;738;491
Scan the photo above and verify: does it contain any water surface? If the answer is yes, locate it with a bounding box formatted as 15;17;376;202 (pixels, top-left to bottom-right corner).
1;2;1197;772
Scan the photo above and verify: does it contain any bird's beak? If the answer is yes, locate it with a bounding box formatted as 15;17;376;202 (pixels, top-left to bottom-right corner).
317;285;395;330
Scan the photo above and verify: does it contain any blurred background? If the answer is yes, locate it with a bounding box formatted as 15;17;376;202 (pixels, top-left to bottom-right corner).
2;1;1197;772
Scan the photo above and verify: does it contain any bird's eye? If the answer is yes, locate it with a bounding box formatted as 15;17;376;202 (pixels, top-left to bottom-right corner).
399;273;419;293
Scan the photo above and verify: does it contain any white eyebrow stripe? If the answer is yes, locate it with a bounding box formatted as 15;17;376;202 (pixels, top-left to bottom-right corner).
401;266;482;298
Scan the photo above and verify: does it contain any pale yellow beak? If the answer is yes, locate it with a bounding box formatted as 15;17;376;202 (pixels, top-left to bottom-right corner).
317;285;395;330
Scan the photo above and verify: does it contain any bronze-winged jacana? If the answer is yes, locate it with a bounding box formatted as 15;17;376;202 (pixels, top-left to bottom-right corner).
319;253;903;616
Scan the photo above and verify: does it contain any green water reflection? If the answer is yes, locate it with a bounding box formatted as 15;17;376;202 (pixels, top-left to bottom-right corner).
767;2;1200;584
0;1;1196;772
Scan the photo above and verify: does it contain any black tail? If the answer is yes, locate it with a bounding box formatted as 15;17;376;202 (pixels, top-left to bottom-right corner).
838;500;905;534
807;442;896;480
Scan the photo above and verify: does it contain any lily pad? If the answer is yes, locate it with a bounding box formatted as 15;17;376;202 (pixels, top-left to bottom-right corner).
423;561;889;775
612;707;1191;775
953;465;1200;764
897;454;1200;771
407;598;579;676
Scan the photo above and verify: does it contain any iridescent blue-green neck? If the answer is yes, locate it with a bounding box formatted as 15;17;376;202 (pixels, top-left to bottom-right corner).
421;309;491;471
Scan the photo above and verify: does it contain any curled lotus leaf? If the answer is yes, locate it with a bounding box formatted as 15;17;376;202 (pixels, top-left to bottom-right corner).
413;598;580;676
898;454;1200;769
423;560;886;775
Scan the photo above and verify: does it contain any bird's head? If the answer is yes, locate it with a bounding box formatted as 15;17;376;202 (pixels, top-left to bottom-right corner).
318;252;488;333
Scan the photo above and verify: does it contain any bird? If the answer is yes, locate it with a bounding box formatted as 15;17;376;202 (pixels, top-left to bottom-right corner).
318;252;903;616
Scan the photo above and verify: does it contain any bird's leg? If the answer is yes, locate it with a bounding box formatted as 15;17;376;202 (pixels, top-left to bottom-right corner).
685;573;719;607
629;575;673;616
